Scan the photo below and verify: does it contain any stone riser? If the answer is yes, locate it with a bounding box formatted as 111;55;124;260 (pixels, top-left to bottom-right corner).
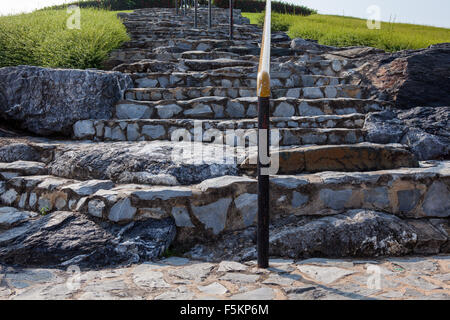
133;72;346;89
131;34;260;42
122;17;249;26
128;26;261;34
123;13;247;20
129;29;261;37
123;38;258;50
2;163;447;239
241;143;419;175
73;114;365;140
109;50;244;62
109;46;297;62
113;59;257;73
122;13;247;22
180;51;248;60
113;58;349;78
125;85;366;101
124;40;292;51
113;98;385;120
73;118;365;146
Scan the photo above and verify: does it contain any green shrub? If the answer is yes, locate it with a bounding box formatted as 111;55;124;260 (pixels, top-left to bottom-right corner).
46;0;179;10
256;11;289;32
244;12;450;51
213;0;316;16
0;8;129;69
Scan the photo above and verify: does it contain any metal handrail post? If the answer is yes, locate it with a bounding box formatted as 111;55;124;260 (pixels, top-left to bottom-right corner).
194;0;198;28
256;0;272;269
229;0;234;40
208;0;212;29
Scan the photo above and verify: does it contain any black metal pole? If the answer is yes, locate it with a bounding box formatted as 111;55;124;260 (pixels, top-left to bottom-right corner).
194;0;198;28
257;96;270;269
229;0;234;40
176;0;179;15
208;0;212;29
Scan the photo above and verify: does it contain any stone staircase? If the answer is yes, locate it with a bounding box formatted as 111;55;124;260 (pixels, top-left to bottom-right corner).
0;8;448;265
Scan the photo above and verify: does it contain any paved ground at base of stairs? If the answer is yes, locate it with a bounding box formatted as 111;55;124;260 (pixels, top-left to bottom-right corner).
0;255;448;300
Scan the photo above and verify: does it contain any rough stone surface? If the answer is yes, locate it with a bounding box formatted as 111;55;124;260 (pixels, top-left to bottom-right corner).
269;210;419;259
297;265;355;284
0;66;133;135
48;141;239;185
364;108;449;160
185;209;444;262
354;43;450;108
0;211;176;267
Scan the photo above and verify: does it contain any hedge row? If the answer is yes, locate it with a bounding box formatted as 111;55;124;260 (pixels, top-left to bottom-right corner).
46;0;316;16
213;0;316;15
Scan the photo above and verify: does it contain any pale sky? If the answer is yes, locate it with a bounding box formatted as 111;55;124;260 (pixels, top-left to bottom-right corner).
287;0;450;28
0;0;449;28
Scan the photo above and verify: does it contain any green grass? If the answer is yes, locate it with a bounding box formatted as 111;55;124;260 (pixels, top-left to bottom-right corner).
243;12;450;52
0;8;129;69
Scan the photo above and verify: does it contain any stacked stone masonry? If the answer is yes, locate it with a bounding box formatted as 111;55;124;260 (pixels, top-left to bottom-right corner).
0;7;448;263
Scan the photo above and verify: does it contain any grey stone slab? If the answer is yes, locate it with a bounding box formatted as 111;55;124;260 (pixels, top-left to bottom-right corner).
231;287;275;300
192;198;232;235
219;273;259;284
297;265;355;284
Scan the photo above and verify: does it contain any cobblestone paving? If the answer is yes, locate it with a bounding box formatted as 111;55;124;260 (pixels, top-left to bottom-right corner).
1;255;448;300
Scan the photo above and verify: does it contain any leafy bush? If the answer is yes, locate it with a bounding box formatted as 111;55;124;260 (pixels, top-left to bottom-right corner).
213;0;316;15
256;11;289;31
244;12;450;51
46;0;180;10
0;8;129;69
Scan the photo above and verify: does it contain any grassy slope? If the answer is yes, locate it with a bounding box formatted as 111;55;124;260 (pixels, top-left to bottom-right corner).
243;12;450;51
0;8;129;69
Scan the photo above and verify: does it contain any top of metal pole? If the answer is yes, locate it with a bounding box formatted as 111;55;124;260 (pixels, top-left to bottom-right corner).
257;0;271;98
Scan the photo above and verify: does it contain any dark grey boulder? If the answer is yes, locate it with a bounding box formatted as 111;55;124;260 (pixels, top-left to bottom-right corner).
0;66;133;136
185;210;448;262
270;210;420;258
353;43;450;108
364;107;449;160
291;38;337;52
48;140;239;185
0;210;176;268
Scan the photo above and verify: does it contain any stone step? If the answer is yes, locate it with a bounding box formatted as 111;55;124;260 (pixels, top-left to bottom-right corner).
113;58;257;73
132;33;260;42
128;29;262;39
123;38;259;51
2;161;447;239
180;50;252;60
123;18;250;27
0;161;48;180
73;118;366;146
73;114;366;140
132;71;347;89
116;58;350;75
108;46;295;63
241;143;419;174
113;97;386;120
182;58;257;71
0;206;39;230
129;28;261;37
125;85;368;101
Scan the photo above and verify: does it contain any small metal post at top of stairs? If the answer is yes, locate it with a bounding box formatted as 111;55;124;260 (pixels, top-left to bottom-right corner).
229;0;234;40
194;0;198;28
175;0;179;15
208;0;212;29
256;0;272;269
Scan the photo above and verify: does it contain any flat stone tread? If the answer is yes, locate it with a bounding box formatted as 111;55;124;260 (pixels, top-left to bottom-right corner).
1;255;449;300
5;160;444;196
